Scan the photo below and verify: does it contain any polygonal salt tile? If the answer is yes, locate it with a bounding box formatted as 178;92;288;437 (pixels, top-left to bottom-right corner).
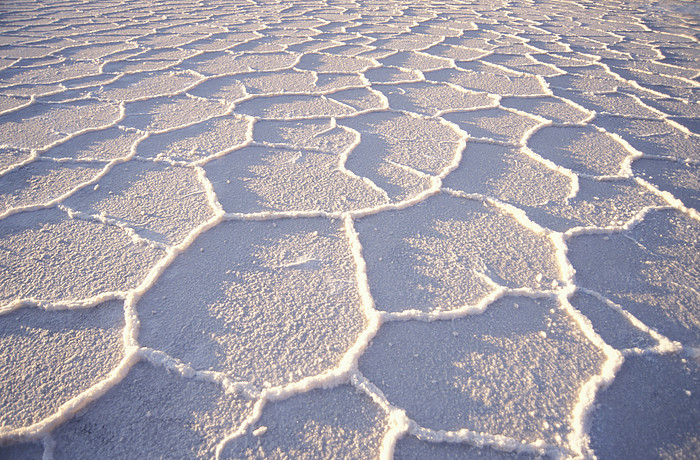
44;127;142;161
133;33;202;49
444;33;498;51
0;61;102;86
0;161;103;215
238;70;364;95
373;34;443;52
329;88;387;112
513;177;665;232
342;112;464;201
54;41;136;61
93;70;201;102
560;91;661;119
568;292;656;351
378;82;495;116
380;50;454;71
481;54;562;77
500;96;592;124
615;67;697;100
295;52;377;73
345;23;405;36
442;143;572;208
228;37;289;53
137;116;251;163
0;208;164;307
568;209;700;346
51;361;253;459
409;24;463;37
221;385;388;459
314;73;367;92
359;297;605;446
355;195;562;313
122;95;229;132
102;58;178;74
234;94;355;120
633;158;700;212
137;218;367;387
178;51;298;75
546;65;621;93
527;125;633;177
425;65;549;97
0;100;121;150
205;145;386;213
444;108;542;144
183;32;259;52
593;116;700;162
0;94;29;113
320;43;373;56
0;147;32;173
64;161;213;246
363;67;423;84
589;354;700;459
637;97;700;119
187;75;250;101
252;118;356;153
534;53;596;70
0;300;123;431
422;43;493;62
394;436;538;459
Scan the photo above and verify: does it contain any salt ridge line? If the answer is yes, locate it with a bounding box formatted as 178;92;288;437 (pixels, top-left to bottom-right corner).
352;370;560;458
0;1;696;458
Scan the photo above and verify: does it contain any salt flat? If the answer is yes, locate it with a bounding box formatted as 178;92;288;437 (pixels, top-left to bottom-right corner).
0;0;699;458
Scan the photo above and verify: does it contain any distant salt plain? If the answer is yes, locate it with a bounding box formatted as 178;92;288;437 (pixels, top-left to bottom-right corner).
0;0;699;458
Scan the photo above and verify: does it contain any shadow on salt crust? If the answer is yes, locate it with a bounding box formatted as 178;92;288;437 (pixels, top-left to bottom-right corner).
359;297;604;445
590;354;700;459
0;209;164;306
342;112;463;200
0;147;32;173
51;361;252;459
0;301;123;431
633;158;700;212
0;162;103;215
568;209;700;346
444;108;541;144
375;82;496;117
500;96;591;124
252;118;356;153
43;127;143;162
424;65;548;97
206;145;386;214
568;292;656;351
136;116;251;163
122;95;229;132
0;100;120;150
0;440;43;459
222;385;388;459
593;116;700;163
527;125;632;177
64;161;214;246
93;70;200;102
355;195;561;313
137;218;365;386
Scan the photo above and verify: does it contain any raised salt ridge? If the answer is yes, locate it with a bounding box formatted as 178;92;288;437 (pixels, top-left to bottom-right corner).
0;0;699;458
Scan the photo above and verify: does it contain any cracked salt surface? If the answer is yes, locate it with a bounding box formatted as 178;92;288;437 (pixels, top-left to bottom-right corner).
0;0;699;458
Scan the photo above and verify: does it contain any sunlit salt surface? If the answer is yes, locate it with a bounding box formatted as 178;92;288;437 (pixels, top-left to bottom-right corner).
0;0;699;458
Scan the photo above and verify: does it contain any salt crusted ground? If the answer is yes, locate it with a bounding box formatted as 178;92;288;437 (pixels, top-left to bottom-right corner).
0;0;699;458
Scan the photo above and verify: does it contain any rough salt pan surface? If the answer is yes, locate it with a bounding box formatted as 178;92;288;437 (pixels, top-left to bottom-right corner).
0;0;699;458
